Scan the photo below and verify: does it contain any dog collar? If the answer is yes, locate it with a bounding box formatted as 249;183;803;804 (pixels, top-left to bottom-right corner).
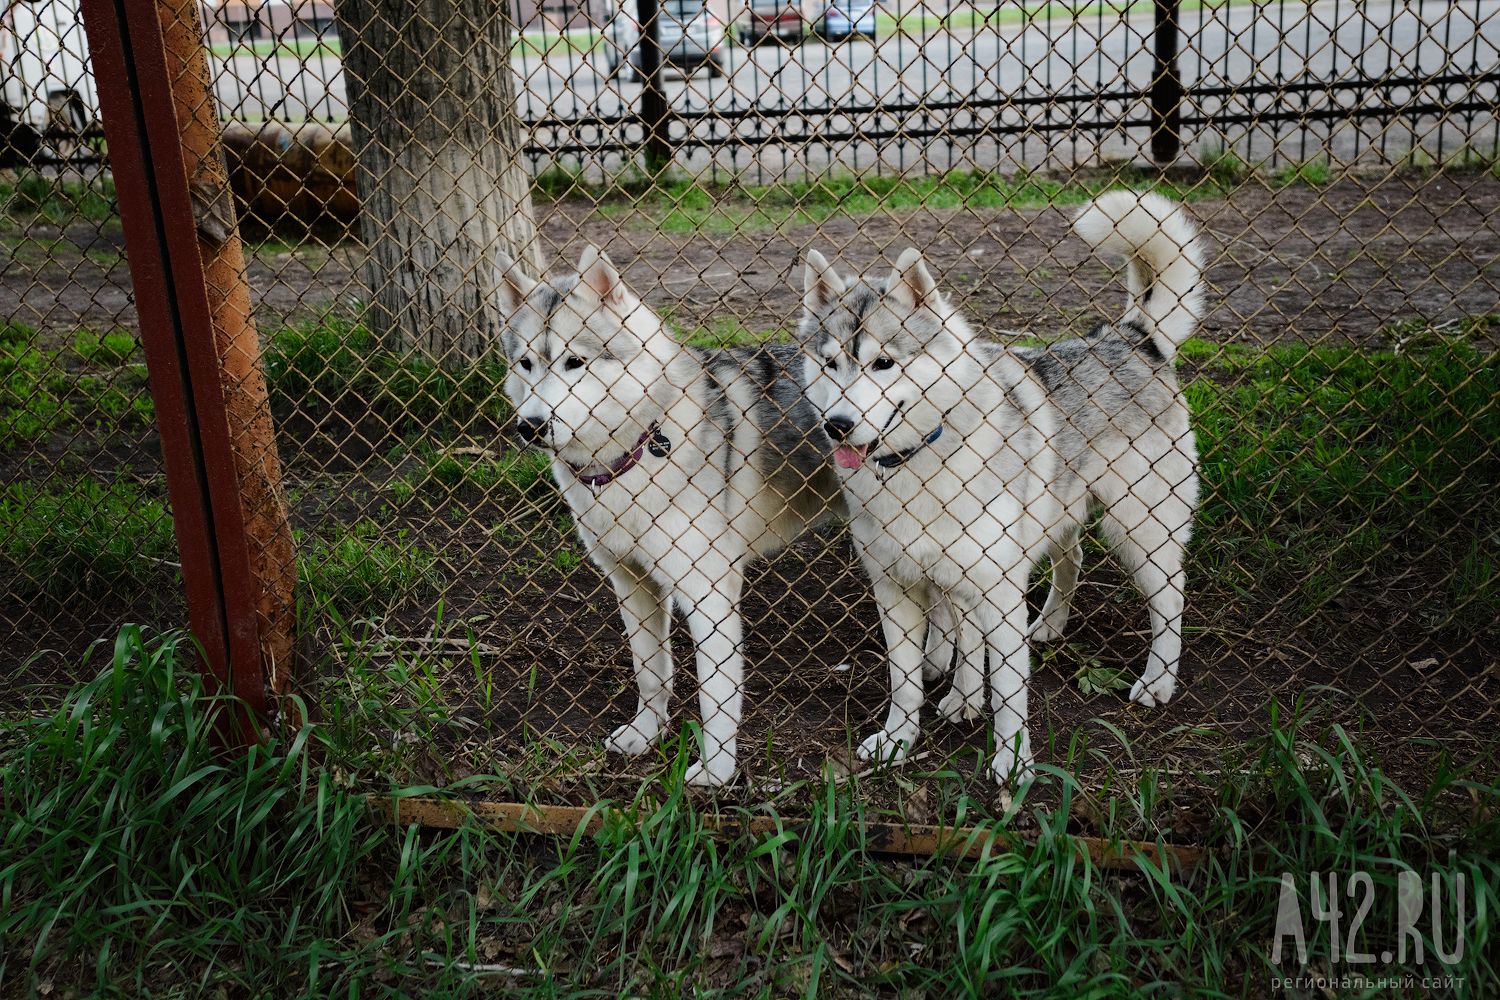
570;423;671;488
870;423;945;469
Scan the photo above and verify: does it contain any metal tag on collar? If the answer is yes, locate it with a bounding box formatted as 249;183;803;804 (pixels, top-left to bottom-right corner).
647;426;672;458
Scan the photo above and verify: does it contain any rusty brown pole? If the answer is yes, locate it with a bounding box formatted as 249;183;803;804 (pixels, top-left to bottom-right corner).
80;0;296;736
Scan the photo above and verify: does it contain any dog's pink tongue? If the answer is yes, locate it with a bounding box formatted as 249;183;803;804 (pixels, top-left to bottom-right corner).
833;444;867;470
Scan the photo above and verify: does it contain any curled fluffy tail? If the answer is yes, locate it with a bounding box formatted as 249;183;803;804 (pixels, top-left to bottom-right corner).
1073;191;1204;359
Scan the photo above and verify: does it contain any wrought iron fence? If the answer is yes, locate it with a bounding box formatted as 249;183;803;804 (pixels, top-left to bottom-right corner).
186;0;1500;179
2;0;1497;808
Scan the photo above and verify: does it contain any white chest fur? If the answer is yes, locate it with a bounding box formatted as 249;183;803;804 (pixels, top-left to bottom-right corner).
841;423;1058;594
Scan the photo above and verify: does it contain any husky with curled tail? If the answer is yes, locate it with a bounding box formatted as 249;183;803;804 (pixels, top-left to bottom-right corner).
797;191;1204;785
496;247;975;787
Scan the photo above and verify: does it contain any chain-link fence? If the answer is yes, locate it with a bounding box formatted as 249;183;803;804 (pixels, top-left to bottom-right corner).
3;0;1497;807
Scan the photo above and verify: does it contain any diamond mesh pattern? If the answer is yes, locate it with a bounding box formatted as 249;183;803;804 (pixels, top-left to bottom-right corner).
2;0;1496;800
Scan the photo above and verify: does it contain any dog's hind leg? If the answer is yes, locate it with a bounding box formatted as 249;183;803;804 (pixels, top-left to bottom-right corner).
936;594;986;723
603;562;674;756
1028;527;1083;644
1099;495;1189;709
921;592;957;684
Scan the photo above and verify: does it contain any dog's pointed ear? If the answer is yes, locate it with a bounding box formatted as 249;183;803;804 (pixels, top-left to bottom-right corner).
803;249;845;312
577;245;631;309
496;251;536;312
886;248;940;311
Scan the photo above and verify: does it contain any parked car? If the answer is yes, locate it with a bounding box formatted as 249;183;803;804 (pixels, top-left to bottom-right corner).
739;0;804;46
814;0;876;41
1;0;99;161
604;0;728;81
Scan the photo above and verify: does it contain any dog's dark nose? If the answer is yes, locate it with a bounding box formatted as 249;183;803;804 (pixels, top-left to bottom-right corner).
824;416;854;441
516;416;550;445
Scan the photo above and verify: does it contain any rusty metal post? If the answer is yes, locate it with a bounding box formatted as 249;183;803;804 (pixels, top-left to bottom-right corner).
80;0;296;736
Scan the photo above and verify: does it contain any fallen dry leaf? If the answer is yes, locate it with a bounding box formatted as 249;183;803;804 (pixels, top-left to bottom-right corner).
475;882;499;911
905;784;931;825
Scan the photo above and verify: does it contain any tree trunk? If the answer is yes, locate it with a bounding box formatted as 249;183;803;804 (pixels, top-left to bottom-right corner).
334;0;542;362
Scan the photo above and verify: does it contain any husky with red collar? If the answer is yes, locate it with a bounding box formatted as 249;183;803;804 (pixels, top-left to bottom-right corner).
497;247;973;787
798;192;1204;786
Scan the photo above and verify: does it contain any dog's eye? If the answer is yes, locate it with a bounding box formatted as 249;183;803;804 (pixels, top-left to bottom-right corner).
565;356;586;372
872;357;896;371
823;357;838;371
517;358;532;374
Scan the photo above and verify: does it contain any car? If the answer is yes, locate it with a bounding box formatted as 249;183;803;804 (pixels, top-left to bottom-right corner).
604;0;728;81
739;0;805;46
815;0;876;41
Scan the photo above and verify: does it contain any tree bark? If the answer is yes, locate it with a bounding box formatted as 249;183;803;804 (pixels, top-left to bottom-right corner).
334;0;542;362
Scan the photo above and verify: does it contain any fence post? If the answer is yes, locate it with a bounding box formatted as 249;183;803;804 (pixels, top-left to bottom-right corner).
1150;0;1183;164
80;0;297;738
634;0;671;173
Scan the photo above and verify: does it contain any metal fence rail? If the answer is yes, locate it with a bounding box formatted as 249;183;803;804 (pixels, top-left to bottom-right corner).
184;0;1500;180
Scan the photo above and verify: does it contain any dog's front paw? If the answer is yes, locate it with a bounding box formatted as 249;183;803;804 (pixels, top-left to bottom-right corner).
604;714;661;756
684;756;735;788
936;685;983;723
1027;614;1067;644
990;737;1035;787
1129;672;1177;709
857;729;913;765
921;657;948;684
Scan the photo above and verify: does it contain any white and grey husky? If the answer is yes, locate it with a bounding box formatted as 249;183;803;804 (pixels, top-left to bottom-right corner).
496;247;971;787
797;191;1204;785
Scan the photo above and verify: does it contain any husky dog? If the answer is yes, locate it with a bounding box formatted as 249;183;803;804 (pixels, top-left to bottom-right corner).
496;247;970;787
797;191;1204;785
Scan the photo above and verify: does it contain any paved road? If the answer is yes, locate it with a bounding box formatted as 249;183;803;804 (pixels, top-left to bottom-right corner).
211;0;1500;178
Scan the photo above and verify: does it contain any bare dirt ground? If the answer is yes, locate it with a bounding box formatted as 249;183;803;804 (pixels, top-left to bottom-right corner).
5;171;1498;821
6;170;1500;347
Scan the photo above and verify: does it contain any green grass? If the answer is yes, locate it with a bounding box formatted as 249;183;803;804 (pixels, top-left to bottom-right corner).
0;479;176;597
207;28;597;60
0;172;116;227
1;323;71;446
75;376;156;428
265;317;512;442
74;331;154;428
1185;335;1500;629
582;168;1244;235
2;324;155;446
512;28;602;58
1272;158;1332;187
391;444;554;507
297;519;442;611
73;329;141;367
920;0;1239;33
540;155;1404;238
856;0;1249;37
676;315;788;348
0;476;442;613
1201;143;1251;185
2;626;1497;995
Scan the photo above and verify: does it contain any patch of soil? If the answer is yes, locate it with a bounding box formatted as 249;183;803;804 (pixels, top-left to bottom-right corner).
6;171;1499;351
548;170;1500;351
